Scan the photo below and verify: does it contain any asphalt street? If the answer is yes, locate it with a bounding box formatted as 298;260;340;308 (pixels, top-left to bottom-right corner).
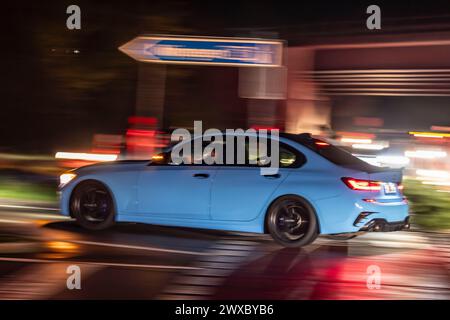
0;206;448;299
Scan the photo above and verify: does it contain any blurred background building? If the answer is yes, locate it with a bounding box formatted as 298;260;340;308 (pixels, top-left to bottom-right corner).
1;1;450;211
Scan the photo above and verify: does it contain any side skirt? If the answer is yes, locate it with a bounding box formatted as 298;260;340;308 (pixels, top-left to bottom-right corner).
116;214;265;234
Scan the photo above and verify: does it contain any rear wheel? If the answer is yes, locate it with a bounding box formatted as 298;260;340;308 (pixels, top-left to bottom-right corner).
70;180;115;230
266;196;319;247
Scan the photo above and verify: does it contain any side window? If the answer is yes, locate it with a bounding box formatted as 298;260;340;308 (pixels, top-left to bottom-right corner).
231;138;306;168
218;136;272;166
278;144;307;168
151;136;307;168
163;138;225;165
279;146;297;168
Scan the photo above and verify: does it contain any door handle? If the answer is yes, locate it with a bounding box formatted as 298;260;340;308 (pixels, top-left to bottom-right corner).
263;173;281;179
193;173;210;179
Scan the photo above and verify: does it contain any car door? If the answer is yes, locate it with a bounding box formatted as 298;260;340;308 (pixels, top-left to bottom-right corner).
137;149;217;220
210;139;305;221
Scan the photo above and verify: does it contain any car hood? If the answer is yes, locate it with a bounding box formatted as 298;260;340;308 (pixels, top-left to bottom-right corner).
74;160;149;174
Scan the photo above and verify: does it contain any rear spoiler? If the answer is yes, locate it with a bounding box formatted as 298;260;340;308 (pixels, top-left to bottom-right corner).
367;167;403;184
342;163;403;183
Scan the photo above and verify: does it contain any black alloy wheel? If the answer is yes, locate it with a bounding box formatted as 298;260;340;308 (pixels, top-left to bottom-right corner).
70;180;115;230
266;196;319;247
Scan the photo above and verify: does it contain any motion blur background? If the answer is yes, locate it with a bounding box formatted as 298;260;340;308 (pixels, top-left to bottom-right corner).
0;0;449;300
2;0;450;230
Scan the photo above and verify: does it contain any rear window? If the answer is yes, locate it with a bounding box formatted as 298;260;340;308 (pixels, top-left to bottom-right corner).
312;140;380;171
312;140;367;167
285;134;375;171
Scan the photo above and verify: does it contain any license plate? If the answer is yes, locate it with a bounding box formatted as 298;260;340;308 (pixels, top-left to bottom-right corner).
383;182;397;194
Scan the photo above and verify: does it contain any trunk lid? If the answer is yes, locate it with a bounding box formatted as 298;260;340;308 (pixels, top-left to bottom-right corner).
367;168;403;184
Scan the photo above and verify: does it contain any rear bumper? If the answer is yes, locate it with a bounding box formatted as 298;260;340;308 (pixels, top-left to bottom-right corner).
358;216;410;232
314;195;409;234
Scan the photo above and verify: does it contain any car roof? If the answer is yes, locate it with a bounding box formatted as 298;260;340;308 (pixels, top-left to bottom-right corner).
167;131;315;149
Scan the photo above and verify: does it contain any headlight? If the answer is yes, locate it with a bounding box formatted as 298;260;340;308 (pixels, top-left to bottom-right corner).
60;173;77;186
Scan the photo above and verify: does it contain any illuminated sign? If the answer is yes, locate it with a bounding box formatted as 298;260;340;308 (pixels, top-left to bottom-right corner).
119;36;284;67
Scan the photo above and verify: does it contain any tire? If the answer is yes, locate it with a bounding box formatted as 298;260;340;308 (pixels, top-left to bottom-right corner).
325;234;358;241
266;195;319;247
70;180;115;231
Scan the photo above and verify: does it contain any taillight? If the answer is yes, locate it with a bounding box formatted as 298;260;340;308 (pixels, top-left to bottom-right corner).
341;177;382;191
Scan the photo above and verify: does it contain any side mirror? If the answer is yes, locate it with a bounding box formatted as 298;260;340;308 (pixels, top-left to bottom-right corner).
151;152;169;164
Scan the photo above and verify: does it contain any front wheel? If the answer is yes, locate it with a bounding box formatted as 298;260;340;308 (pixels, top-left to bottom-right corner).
266;196;319;247
70;180;115;230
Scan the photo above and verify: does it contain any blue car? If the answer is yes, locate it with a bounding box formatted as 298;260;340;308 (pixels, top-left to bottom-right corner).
58;133;410;247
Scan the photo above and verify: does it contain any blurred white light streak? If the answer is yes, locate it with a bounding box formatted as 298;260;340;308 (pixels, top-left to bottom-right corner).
405;150;447;159
376;155;410;166
55;152;117;162
416;169;449;179
356;156;381;166
352;143;385;150
356;155;409;167
422;181;450;186
341;137;372;144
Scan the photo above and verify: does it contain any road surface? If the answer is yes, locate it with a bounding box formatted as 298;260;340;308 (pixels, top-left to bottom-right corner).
0;206;448;299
